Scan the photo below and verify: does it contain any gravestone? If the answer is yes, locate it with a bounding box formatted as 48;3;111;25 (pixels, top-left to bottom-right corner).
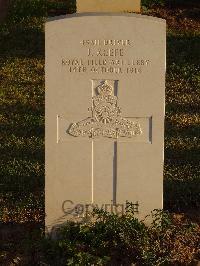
46;12;166;230
77;0;141;13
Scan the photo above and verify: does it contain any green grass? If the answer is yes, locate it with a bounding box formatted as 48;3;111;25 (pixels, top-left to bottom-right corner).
164;30;200;211
0;5;45;222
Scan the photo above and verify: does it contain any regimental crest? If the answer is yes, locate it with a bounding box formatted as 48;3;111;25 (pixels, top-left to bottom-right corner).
68;81;142;139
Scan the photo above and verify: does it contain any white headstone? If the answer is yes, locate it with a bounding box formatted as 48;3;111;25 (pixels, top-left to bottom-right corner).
45;13;166;230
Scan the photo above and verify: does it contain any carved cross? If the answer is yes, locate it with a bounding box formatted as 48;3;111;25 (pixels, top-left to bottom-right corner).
67;80;145;204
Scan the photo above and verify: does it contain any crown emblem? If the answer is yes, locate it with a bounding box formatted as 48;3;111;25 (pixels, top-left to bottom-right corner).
97;81;113;96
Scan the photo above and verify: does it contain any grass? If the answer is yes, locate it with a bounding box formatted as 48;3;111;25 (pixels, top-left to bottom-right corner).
0;0;199;265
0;3;46;223
163;12;200;212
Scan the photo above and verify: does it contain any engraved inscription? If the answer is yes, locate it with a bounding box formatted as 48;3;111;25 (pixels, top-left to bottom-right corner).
68;81;142;139
62;39;151;75
87;48;124;57
80;39;132;46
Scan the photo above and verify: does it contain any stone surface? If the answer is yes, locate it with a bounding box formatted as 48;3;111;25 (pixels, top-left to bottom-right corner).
46;13;166;230
77;0;141;13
